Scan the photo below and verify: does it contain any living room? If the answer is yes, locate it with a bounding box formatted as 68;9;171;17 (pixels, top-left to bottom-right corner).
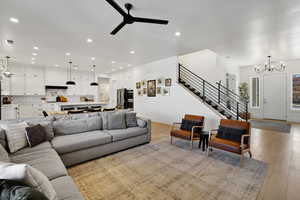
0;0;300;200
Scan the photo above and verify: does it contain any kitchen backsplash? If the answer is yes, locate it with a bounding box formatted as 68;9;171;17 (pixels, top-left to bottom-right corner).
9;95;95;104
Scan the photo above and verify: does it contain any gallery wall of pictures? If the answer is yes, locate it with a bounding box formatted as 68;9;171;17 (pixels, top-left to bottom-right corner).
136;78;172;97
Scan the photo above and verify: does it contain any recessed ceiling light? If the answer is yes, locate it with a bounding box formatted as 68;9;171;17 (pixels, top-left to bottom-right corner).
9;17;19;23
74;67;78;70
5;39;14;46
32;53;38;56
86;38;93;43
54;64;59;67
33;46;39;50
127;64;131;67
119;66;123;69
31;61;35;64
130;50;135;54
65;52;71;56
111;61;116;64
175;32;181;36
91;57;96;61
31;58;36;60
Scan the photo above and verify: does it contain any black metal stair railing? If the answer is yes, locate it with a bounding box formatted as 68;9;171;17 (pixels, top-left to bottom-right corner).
178;63;248;121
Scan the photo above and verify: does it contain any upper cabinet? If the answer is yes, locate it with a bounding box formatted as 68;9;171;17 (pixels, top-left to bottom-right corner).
10;65;25;95
45;68;67;86
1;77;10;95
25;67;45;95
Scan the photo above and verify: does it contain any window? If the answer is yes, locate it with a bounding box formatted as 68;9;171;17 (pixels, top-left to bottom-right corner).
250;77;260;108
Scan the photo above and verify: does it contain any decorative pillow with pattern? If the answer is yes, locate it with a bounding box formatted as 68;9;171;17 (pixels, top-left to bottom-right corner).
1;122;29;153
0;162;57;200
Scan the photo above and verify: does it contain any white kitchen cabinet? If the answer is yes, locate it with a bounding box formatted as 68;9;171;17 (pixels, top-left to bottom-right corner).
1;77;10;95
45;68;67;86
1;104;18;120
10;74;25;95
25;67;45;95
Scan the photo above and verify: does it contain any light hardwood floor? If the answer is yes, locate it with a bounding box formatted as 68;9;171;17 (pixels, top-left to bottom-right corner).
150;122;300;200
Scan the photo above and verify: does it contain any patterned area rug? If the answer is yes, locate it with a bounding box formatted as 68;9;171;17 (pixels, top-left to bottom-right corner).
68;139;268;200
250;119;291;133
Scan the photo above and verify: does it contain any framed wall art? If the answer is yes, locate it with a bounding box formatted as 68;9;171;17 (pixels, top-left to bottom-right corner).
147;80;156;97
165;78;172;87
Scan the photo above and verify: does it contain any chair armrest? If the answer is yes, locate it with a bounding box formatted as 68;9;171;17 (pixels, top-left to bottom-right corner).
171;122;182;131
240;134;250;148
209;129;218;139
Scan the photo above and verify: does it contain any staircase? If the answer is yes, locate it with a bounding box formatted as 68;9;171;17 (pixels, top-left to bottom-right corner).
178;63;249;121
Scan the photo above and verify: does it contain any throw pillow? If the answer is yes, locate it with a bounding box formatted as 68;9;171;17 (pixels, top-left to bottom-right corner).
25;125;47;147
180;119;203;133
27;122;54;141
216;126;247;143
0;122;29;153
137;119;147;128
107;112;126;130
0;144;9;162
0;179;49;200
0;162;57;200
125;112;138;128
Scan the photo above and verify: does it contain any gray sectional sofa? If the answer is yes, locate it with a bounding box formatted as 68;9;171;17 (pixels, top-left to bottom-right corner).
0;111;151;200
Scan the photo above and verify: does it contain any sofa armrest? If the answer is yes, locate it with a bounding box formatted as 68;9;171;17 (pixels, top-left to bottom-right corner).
137;117;151;142
240;134;250;149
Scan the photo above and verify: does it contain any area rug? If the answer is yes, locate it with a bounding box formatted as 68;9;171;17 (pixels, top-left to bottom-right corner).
250;119;291;133
68;139;268;200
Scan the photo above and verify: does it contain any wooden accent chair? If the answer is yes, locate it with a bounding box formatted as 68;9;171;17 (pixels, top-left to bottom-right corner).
170;114;205;150
208;119;252;167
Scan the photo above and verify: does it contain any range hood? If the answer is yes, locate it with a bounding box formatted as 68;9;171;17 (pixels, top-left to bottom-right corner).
45;85;68;90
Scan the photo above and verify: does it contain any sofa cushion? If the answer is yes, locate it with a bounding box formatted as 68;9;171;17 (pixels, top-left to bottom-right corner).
10;148;67;181
216;126;246;143
107;112;126;130
125;112;138;128
0;162;58;200
1;122;29;153
12;141;52;156
106;127;148;142
51;131;112;154
51;176;83;200
53;116;101;136
0;144;9;162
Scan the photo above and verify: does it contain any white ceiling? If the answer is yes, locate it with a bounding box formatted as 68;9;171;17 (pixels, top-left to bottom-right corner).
1;0;300;73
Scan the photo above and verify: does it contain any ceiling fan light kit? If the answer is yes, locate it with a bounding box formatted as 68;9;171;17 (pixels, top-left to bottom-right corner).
106;0;169;35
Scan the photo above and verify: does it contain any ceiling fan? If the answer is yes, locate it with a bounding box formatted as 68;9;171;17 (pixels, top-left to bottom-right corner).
106;0;169;35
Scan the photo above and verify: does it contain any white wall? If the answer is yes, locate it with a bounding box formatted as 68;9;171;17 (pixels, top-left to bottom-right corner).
109;56;222;131
178;49;227;84
239;59;300;122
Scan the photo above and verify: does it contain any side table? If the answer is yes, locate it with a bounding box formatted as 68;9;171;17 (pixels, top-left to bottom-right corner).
198;131;209;152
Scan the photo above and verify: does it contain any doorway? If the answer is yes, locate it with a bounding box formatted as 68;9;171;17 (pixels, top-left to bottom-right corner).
263;73;287;120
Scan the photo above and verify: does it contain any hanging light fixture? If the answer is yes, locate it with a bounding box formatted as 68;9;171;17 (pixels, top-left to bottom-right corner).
90;64;98;86
66;61;76;85
1;56;14;78
254;56;286;73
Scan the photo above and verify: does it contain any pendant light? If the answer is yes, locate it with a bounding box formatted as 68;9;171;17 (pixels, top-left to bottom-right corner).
2;56;14;78
66;61;76;85
90;65;98;86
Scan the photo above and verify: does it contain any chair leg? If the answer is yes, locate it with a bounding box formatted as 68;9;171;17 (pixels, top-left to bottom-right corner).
240;153;244;167
248;151;252;158
190;140;193;150
170;136;173;144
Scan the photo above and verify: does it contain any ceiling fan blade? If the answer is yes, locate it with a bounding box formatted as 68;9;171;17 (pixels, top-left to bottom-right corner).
111;21;127;35
106;0;127;16
133;17;169;25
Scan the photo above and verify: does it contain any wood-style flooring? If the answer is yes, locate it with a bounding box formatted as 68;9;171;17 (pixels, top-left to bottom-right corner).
150;122;300;200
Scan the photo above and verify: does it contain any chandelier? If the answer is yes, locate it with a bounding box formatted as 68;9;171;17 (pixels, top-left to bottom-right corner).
0;56;14;79
254;56;286;73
